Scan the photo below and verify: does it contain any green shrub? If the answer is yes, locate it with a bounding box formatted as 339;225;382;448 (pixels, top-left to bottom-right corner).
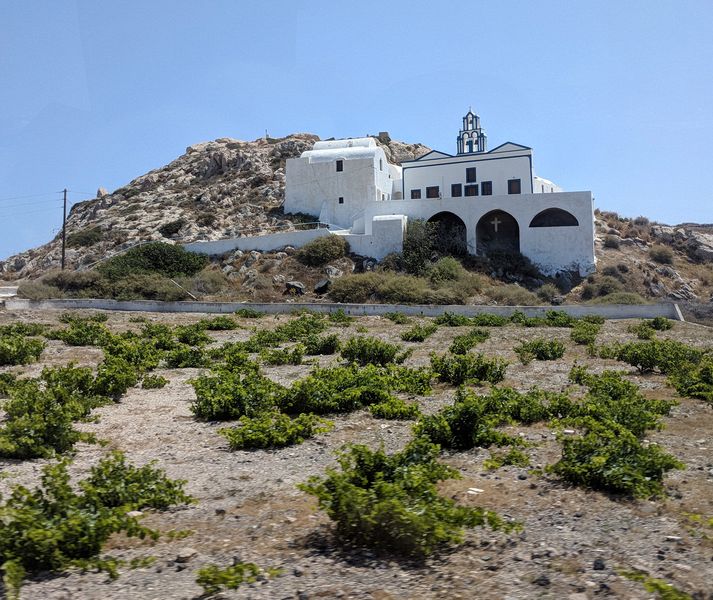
101;333;163;371
329;272;463;305
619;571;692;600
303;333;340;355
369;397;420;420
484;447;531;470
400;323;438;342
141;374;168;389
667;355;713;404
434;312;472;326
536;283;560;303
295;235;349;266
46;317;110;346
98;242;207;279
470;313;510;326
219;411;333;450
198;315;239;330
278;364;432;416
588;292;648;305
604;235;620;249
0;452;192;598
604;339;704;374
485;285;540;306
260;345;304;365
328;308;354;326
234;308;264;318
430;352;507;385
174;323;212;346
0;322;47;337
341;336;410;366
164;344;210;368
196;562;280;596
415;386;569;450
628;321;656;340
570;321;601;345
16;280;65;300
158;219;185;237
549;417;683;498
66;226;103;248
93;356;140;400
650;245;674;264
428;257;463;284
514;339;566;364
402;219;434;276
299;438;516;557
383;312;411;324
0;373;17;397
110;273;190;301
0;335;45;365
648;316;673;331
449;328;490;354
189;370;284;421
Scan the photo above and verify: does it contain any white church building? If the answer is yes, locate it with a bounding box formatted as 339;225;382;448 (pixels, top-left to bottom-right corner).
283;110;596;275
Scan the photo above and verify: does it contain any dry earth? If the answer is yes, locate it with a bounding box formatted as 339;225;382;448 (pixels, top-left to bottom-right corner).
1;308;712;600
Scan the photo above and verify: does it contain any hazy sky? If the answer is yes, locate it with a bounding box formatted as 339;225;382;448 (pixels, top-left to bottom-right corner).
1;0;712;260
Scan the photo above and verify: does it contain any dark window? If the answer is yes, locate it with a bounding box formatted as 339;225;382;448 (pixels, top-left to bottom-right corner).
508;179;521;194
410;189;422;199
426;186;440;199
466;167;476;183
464;184;479;197
529;208;579;227
336;160;343;172
451;183;462;197
338;197;344;204
379;159;383;171
481;181;493;195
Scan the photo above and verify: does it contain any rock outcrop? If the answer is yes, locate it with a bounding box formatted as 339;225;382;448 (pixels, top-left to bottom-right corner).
0;134;430;280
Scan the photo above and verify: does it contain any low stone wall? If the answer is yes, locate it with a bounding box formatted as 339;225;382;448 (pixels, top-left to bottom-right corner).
3;298;684;321
183;228;330;255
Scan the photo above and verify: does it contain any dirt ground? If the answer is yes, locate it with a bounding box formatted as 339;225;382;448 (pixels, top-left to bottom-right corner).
0;308;712;600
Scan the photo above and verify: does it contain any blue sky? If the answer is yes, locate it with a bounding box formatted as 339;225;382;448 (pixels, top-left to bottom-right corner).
1;0;712;260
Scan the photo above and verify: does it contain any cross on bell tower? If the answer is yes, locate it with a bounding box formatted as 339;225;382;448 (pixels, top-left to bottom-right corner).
457;108;487;154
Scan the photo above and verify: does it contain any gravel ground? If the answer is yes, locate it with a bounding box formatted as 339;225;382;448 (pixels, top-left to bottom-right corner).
1;308;712;600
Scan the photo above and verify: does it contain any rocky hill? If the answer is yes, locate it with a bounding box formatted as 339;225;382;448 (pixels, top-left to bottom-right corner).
0;133;430;279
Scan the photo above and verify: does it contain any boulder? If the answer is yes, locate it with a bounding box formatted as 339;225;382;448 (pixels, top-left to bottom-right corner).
96;187;109;198
687;231;713;262
285;280;306;295
325;265;343;278
314;279;331;294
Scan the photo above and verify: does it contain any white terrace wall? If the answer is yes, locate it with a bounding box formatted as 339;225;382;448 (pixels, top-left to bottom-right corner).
183;228;330;255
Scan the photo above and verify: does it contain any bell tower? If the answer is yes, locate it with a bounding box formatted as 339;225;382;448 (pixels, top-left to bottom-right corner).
457;108;487;154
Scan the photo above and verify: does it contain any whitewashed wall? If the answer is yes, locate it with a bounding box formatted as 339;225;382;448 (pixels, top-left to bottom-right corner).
402;150;534;198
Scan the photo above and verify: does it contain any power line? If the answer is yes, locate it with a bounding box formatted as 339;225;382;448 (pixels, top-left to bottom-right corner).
0;198;63;210
0;191;62;204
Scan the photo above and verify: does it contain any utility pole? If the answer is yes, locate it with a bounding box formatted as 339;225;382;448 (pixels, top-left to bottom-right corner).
61;188;67;270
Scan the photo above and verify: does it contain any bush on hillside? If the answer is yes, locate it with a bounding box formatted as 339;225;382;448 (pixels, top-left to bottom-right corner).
66;227;103;248
158;219;185;237
296;235;349;266
328;272;466;305
402;219;435;276
604;235;620;249
650;245;674;264
98;242;208;279
219;411;333;450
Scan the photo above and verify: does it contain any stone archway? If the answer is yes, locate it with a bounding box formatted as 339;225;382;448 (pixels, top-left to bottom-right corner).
427;211;468;256
476;210;520;255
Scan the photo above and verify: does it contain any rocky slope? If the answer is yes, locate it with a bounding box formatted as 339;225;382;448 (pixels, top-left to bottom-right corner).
0;133;430;279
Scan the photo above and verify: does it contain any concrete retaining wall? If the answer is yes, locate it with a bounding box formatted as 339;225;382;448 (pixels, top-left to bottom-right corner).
183;228;330;255
3;298;684;321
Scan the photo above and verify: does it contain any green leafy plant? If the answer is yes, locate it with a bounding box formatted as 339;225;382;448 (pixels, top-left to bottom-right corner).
163;344;209;369
400;323;438;342
260;345;304;365
484;447;531;470
383;312;411;324
218;411;333;450
0;452;192;599
196;562;281;596
295;235;349;266
141;374;168;389
328;309;354;326
514;339;566;364
341;336;411;366
628;321;656;340
570;321;601;345
648;316;673;331
198;315;239;330
430;352;507;385
619;570;691;600
299;438;517;557
433;312;472;327
0;334;45;365
303;333;340;355
234;307;265;318
368;397;421;420
98;241;207;279
449;328;489;354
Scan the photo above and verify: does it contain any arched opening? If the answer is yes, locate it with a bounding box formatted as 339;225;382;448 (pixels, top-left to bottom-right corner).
529;208;579;227
476;210;520;255
427;211;468;256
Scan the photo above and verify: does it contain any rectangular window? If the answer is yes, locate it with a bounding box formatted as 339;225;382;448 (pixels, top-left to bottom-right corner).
379;159;383;171
451;183;462;197
426;186;440;199
336;160;343;172
410;189;422;199
481;181;493;195
464;184;479;197
466;167;477;183
508;179;521;194
338;197;344;204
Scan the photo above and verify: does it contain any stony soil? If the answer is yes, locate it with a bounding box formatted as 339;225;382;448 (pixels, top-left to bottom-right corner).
0;308;712;600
